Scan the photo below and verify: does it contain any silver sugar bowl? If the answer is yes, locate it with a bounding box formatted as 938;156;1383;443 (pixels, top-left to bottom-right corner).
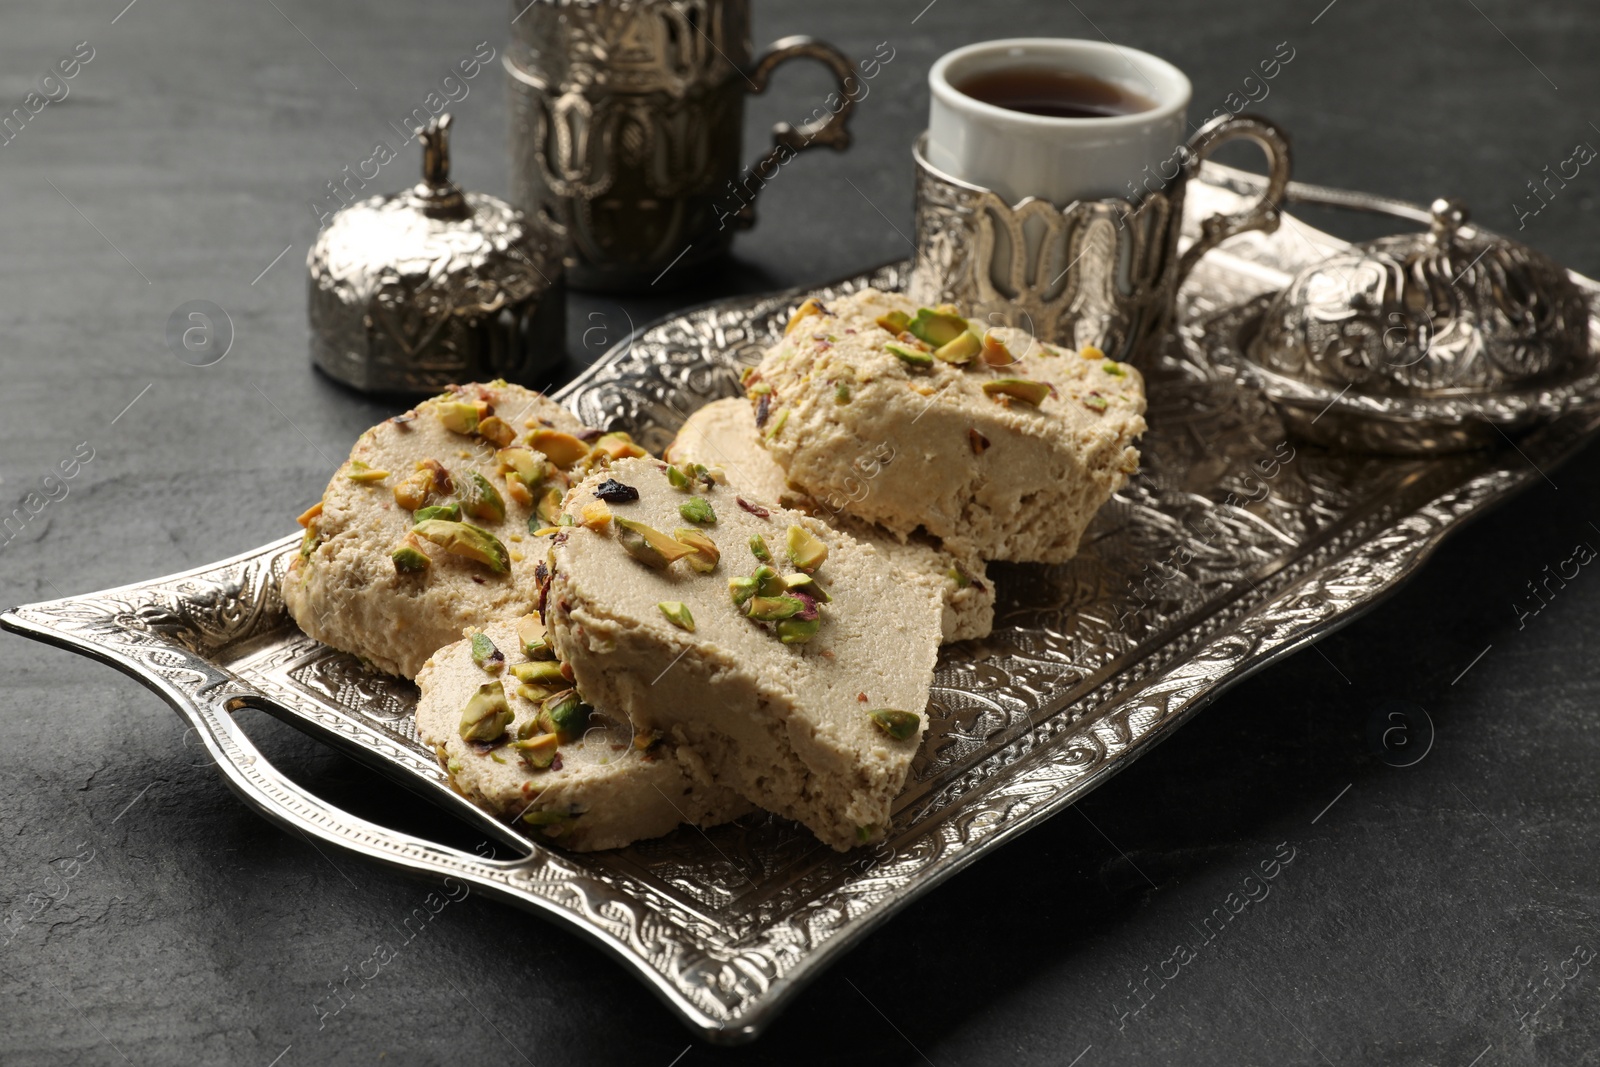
1208;197;1599;453
308;114;566;395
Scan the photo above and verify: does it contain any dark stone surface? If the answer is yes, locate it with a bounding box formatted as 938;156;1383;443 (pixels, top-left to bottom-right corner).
2;1;1598;1064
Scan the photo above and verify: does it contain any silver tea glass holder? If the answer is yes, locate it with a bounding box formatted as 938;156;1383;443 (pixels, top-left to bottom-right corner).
907;112;1293;362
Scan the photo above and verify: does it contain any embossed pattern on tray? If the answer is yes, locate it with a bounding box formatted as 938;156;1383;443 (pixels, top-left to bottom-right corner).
6;168;1600;1043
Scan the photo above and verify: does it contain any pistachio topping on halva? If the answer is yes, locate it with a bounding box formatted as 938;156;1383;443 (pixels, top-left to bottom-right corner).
416;617;749;851
540;456;941;851
745;288;1147;563
283;381;651;679
666;397;994;642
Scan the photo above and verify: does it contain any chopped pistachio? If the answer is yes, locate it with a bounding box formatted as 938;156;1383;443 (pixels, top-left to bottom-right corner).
616;517;697;569
1103;361;1127;377
885;340;934;368
874;309;912;334
539;689;588;738
521;808;574;827
673;528;720;573
393;470;432;511
835;381;851;404
458;681;512;742
504;477;533;508
855;824;873;844
470;632;505;673
782;571;832;603
729;575;760;608
394;460;452;511
347;460;390;484
513;732;559;769
749;534;772;563
658;601;695;632
678;496;716;525
516;617;554;660
391;542;430;573
868;708;920;741
776;616;820;644
906;307;970;347
751;565;786;598
529;429;590;470
510;660;567;689
981;378;1051;406
1083;393;1109;413
579;500;612;531
536;486;565;527
785;297;828;335
516;682;559;704
980;333;1014;367
477;415;517;448
496;447;545;486
947;565;972;589
747;382;773;396
764;406;789;440
298;526;321;561
665;464;692;491
415;503;462;523
436;400;482;435
934;331;981;365
747;595;806;622
459;471;507;523
786;525;829;573
411;519;511;573
594;431;648;460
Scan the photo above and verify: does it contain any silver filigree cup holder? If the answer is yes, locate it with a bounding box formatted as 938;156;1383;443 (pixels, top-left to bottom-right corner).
506;0;859;292
907;113;1293;361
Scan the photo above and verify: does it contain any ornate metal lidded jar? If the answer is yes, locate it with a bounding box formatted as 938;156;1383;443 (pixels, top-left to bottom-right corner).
1212;197;1598;453
308;114;565;395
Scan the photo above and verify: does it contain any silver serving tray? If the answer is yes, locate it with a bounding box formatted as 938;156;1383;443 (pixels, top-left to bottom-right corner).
6;167;1599;1044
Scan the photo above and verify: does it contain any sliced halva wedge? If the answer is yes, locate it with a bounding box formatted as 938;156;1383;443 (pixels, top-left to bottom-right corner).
284;380;637;679
540;456;941;850
416;617;750;851
748;288;1147;563
666;397;994;643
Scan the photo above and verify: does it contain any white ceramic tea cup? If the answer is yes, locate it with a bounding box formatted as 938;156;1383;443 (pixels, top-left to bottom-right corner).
927;38;1191;206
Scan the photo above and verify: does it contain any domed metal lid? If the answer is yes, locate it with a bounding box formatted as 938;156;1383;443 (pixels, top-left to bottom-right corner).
308;114;566;394
1250;198;1592;396
310;114;561;313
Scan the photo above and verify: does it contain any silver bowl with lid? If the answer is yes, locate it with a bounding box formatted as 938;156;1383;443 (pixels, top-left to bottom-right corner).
308;114;566;395
1207;197;1599;453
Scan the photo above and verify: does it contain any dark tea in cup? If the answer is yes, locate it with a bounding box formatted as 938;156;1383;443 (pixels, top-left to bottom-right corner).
955;66;1155;120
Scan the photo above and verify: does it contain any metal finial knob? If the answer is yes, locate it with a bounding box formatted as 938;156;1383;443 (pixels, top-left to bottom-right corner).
413;113;467;218
418;113;453;187
1429;196;1468;246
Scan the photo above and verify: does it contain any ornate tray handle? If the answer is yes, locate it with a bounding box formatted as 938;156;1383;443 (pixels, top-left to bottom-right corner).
0;581;744;1037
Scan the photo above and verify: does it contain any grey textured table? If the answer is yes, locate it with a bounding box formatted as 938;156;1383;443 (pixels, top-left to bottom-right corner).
3;2;1599;1064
